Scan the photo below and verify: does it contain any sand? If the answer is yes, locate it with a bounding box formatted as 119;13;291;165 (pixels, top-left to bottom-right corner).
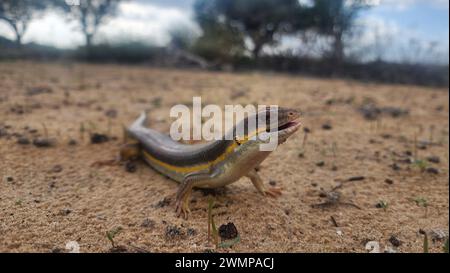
0;61;448;253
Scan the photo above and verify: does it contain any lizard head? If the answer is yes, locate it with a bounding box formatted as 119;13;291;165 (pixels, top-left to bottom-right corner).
233;107;301;152
264;107;302;144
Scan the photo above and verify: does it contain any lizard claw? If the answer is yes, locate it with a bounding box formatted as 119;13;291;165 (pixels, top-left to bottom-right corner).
175;198;190;220
264;187;283;198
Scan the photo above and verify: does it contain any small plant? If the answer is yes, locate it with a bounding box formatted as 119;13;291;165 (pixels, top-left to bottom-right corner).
79;122;85;141
377;200;389;211
412;159;429;172
414;197;429;217
41;122;49;138
419;229;429;253
106;226;123;248
207;196;219;248
298;129;309;157
443;238;449;253
207;197;240;248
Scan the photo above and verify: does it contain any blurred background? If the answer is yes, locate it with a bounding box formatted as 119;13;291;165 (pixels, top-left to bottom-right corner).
0;0;448;87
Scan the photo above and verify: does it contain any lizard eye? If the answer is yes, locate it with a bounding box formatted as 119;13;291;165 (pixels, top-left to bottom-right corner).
234;137;242;146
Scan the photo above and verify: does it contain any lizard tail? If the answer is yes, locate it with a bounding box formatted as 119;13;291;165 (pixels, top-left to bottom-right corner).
130;111;148;130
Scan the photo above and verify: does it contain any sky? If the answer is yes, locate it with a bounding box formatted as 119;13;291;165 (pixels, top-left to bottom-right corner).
0;0;448;64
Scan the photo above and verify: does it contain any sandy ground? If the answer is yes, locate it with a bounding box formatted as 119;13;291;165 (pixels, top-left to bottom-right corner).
0;61;448;253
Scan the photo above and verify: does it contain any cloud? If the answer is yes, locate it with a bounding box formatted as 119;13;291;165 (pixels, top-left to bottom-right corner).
135;0;195;10
98;2;200;45
0;1;199;48
379;0;449;10
354;15;449;64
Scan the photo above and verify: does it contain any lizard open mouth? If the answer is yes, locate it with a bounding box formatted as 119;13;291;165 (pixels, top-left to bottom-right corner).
277;118;301;131
265;118;301;132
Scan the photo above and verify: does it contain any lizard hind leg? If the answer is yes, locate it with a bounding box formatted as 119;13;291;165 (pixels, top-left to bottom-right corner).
91;142;140;167
246;169;282;198
119;142;141;162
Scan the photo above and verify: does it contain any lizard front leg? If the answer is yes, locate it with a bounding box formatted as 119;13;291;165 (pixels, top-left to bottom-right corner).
246;169;282;197
175;171;212;219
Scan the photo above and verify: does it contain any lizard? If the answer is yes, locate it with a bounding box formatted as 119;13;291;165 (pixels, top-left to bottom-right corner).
118;107;301;219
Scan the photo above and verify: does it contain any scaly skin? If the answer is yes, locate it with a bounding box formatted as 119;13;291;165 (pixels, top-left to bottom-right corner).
120;107;301;219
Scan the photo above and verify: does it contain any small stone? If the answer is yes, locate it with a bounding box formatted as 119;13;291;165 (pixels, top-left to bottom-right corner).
218;222;239;240
322;123;332;130
303;127;311;133
389;235;402;247
17;137;30;145
187;228;197;236
105;109;118;118
347;176;365;182
165;225;183;239
429;229;448;242
426;156;440;164
384;178;394;185
141;219;155;229
51;165;63;173
269;180;277;186
59;209;72;216
90;133;109;144
51;247;64;253
316;161;325;167
68;139;77;146
426;167;439;174
33;138;56;148
125;161;137;173
6;176;14;182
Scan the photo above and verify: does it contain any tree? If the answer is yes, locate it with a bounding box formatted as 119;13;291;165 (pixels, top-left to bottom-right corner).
192;0;246;63
63;0;121;49
310;0;368;62
194;0;302;59
0;0;51;46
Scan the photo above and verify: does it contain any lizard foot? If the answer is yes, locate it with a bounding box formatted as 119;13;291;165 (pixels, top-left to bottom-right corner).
175;197;191;220
91;158;119;167
265;187;283;198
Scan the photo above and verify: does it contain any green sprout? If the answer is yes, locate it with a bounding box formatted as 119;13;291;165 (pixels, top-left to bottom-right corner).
414;197;429;217
207;197;240;248
377;200;389;211
423;232;429;253
412;159;429;171
444;238;449;253
106;226;123;248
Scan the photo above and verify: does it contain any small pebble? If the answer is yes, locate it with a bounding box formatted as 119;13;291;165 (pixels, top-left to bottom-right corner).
347;176;365;182
68;139;77;146
90;133;109;144
125;161;137;173
141;219;155;229
17;137;30;145
384;178;394;185
389;235;402;247
322;124;332;130
426;167;439;174
33;138;56;148
51;165;63;173
426;156;440;164
218;222;239;240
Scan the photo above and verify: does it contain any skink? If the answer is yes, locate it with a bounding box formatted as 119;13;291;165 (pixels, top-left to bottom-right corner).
120;107;301;219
